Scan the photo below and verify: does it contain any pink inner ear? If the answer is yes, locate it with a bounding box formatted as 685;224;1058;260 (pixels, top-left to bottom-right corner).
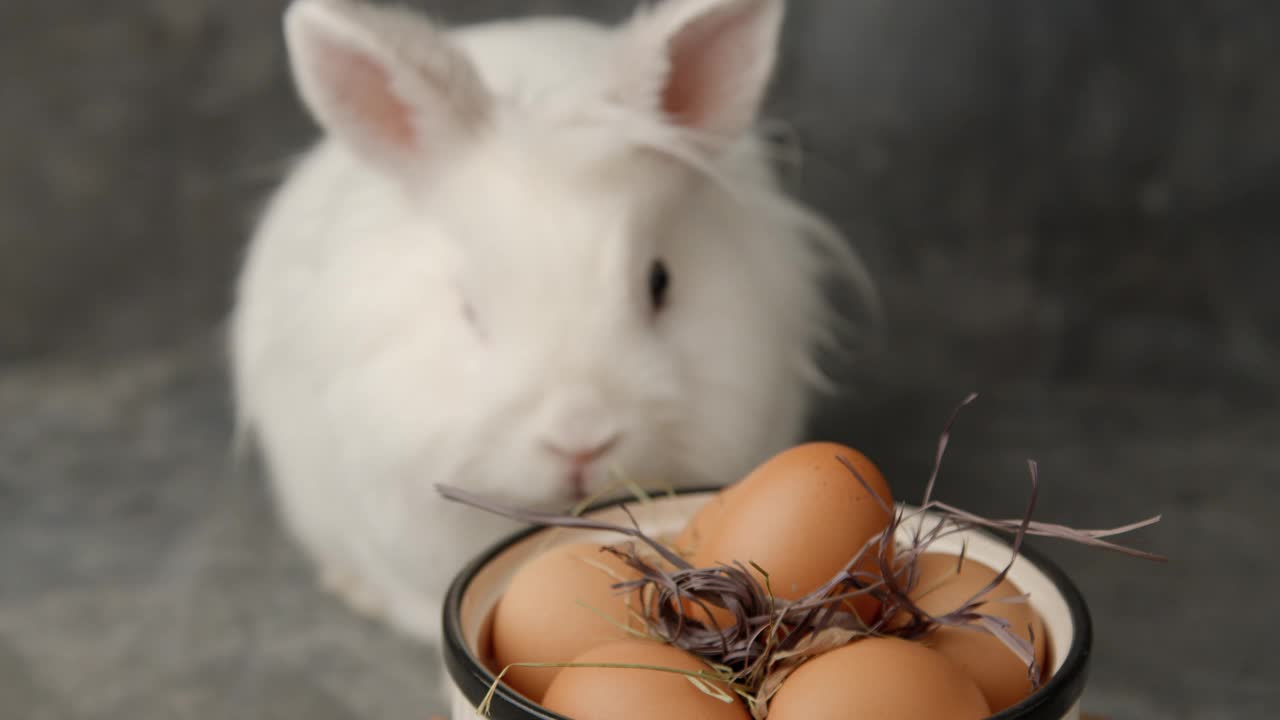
317;38;417;151
662;4;757;131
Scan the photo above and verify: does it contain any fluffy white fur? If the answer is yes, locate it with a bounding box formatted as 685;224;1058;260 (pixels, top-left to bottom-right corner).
229;0;875;644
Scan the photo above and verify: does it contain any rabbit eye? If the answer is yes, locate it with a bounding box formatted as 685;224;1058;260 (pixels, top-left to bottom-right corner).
648;259;670;312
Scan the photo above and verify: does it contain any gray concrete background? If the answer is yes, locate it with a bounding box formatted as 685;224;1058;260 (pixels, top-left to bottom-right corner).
2;1;1278;718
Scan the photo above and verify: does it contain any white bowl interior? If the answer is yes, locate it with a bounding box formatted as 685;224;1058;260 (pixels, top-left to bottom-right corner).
454;492;1078;716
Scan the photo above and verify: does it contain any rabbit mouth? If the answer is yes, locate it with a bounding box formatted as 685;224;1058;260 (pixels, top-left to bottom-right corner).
568;470;589;502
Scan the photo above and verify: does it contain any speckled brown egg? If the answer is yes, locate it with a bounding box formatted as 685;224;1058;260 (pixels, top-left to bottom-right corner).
767;637;991;720
904;552;1048;712
490;542;644;702
540;639;750;720
691;442;895;626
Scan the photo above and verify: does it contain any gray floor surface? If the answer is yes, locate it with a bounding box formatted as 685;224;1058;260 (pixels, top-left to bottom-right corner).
2;333;1273;719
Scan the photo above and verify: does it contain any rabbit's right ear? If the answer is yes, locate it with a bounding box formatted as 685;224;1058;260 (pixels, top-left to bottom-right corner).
609;0;785;144
283;0;491;183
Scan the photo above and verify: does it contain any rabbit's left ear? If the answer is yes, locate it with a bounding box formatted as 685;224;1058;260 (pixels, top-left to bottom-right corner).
609;0;785;140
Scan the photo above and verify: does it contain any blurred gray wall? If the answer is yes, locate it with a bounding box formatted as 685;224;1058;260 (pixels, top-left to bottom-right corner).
4;0;1279;393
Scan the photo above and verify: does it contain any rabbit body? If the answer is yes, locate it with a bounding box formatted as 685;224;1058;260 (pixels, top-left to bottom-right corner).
230;0;870;644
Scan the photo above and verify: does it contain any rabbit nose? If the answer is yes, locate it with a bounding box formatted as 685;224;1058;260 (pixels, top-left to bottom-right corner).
542;434;620;467
538;384;619;466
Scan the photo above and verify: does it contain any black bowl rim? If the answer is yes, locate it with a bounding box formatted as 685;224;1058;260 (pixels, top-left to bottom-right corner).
442;487;1093;720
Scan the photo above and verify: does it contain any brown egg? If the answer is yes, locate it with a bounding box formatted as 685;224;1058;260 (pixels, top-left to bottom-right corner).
691;442;895;626
905;552;1048;712
541;639;750;720
767;637;991;720
490;542;644;702
671;483;742;557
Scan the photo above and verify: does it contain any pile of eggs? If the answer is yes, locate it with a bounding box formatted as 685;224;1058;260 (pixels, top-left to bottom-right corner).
485;442;1048;720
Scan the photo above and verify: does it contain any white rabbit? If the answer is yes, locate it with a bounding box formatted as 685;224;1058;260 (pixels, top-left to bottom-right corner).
229;0;876;644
